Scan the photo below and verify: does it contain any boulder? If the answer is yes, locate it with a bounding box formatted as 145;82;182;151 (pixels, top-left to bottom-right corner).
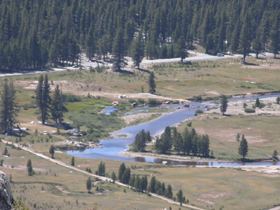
0;171;13;210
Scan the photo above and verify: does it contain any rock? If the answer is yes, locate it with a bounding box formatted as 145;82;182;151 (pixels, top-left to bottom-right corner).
0;171;13;210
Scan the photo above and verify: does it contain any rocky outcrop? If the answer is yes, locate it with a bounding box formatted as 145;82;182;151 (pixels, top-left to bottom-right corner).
0;171;13;210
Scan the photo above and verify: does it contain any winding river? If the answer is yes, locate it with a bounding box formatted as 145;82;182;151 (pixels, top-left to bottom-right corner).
67;94;280;166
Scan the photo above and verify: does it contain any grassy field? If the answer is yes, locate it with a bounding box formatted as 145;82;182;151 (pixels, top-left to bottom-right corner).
0;142;181;210
7;56;280;102
177;114;280;161
1;141;280;210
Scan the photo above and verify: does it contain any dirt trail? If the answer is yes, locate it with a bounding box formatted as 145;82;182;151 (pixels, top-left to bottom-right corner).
2;140;204;210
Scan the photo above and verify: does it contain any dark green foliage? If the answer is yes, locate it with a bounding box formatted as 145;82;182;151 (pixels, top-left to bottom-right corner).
131;33;144;69
176;189;183;206
3;147;8;156
118;163;126;182
98;161;105;176
220;95;228;115
156;126;210;157
111;28;128;71
36;75;51;125
273;150;278;160
133;130;151;152
165;185;173;199
148;72;156;94
0;80;18;134
27;159;33;176
244;108;255;113
71;157;75;166
238;135;248;159
51;85;68;124
49;145;55;158
0;0;279;71
111;171;116;183
86;177;92;193
121;168;131;184
236;133;240;142
255;98;260;108
277;97;280;104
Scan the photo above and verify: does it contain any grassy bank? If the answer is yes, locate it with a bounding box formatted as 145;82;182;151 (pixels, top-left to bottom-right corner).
177;114;280;161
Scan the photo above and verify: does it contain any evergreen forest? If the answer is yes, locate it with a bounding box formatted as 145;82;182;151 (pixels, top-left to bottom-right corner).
0;0;280;71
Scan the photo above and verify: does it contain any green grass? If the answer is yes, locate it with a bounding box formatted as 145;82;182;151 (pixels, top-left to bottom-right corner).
178;115;280;160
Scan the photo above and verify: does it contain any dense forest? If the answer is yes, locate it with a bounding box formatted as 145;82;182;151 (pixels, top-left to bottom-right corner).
0;0;280;71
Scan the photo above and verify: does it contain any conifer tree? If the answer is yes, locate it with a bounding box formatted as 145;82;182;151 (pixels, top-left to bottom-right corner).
36;75;51;125
269;15;280;58
86;177;92;193
176;189;183;206
238;14;251;63
111;28;127;71
220;95;228;115
71;157;75;166
118;163;126;181
51;85;68;124
148;72;156;94
27;159;33;176
49;145;55;159
0;79;18;134
238;135;248;159
131;33;144;69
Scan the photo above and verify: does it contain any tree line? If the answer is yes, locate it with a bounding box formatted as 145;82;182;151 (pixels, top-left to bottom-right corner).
0;0;280;71
155;126;210;157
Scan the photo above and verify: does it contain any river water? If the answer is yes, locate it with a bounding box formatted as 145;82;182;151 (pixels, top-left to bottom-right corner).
66;94;280;166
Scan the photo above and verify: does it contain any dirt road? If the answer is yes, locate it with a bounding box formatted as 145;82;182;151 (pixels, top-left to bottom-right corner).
2;140;204;210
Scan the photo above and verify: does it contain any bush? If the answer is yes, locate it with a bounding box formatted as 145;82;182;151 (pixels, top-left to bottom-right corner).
138;99;145;104
65;94;82;102
244;108;255;113
195;109;203;116
148;99;161;105
129;99;136;103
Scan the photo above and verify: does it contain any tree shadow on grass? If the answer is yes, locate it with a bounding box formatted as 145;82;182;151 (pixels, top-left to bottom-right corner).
135;68;150;73
113;69;134;74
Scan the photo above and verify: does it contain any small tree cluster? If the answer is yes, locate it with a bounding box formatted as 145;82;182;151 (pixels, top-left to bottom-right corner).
0;80;18;134
155;127;210;157
118;163;131;184
86;167;92;173
148;176;174;199
133;130;151;152
129;175;148;192
97;161;105;176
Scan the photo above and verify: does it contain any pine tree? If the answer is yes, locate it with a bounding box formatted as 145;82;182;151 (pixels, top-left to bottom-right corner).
220;95;228;115
238;14;251;63
238;135;248;159
255;98;260;108
36;75;51;125
118;163;126;181
49;145;55;159
111;27;127;71
111;171;116;183
0;79;18;134
165;184;173;198
176;189;183;206
269;15;280;58
27;159;33;176
175;36;187;63
86;177;92;193
71;157;75;166
252;34;262;58
131;33;144;69
51;85;68;124
148;72;156;94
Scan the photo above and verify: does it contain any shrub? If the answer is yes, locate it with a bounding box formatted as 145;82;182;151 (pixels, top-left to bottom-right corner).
244;108;255;113
65;94;82;102
195;109;203;116
148;99;161;105
138;99;145;104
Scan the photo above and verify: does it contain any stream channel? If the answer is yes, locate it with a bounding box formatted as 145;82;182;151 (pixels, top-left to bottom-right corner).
67;94;280;167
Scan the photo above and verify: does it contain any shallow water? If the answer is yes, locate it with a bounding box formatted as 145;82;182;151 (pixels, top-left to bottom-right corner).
67;94;280;166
